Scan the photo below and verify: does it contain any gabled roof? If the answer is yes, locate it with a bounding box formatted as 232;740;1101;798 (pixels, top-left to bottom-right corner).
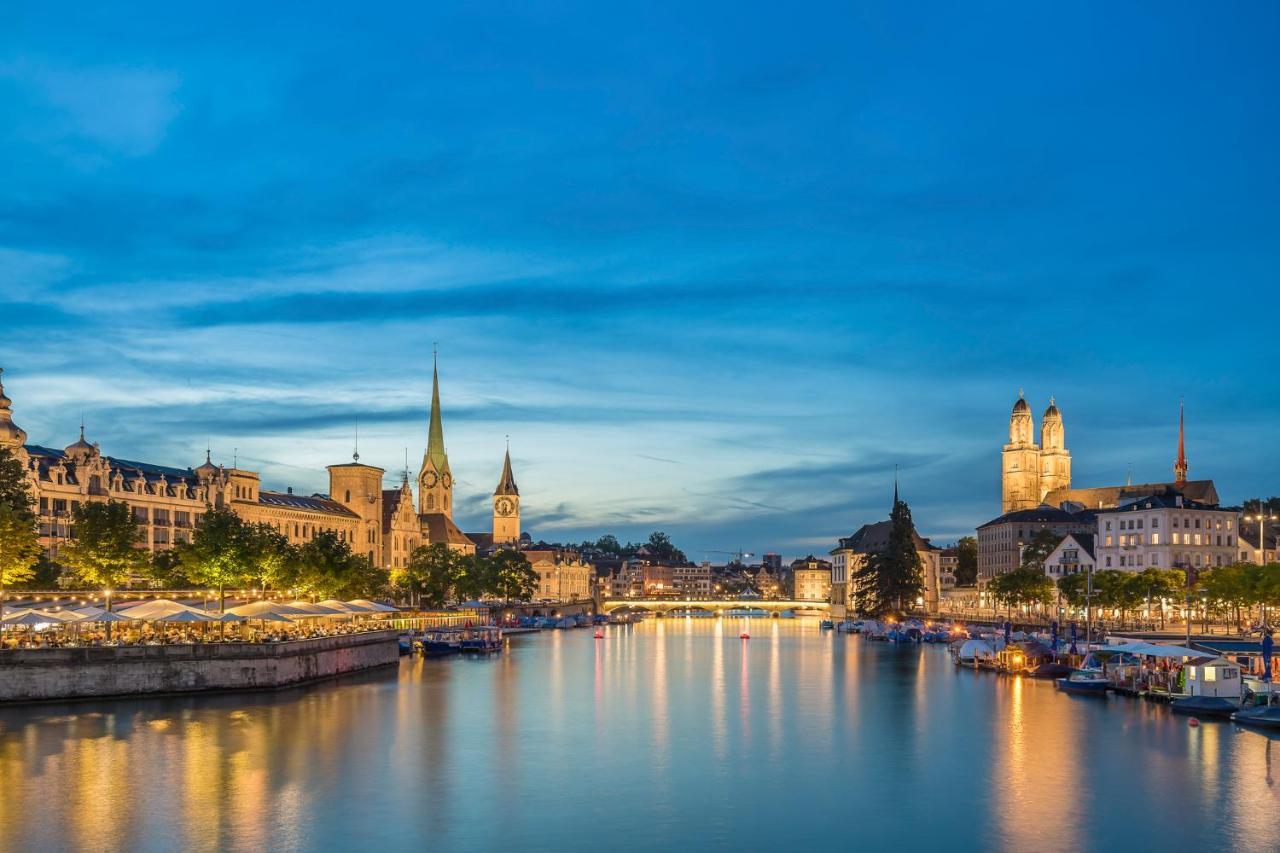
831;519;935;554
978;505;1095;529
1049;532;1096;560
419;512;474;546
1045;480;1218;510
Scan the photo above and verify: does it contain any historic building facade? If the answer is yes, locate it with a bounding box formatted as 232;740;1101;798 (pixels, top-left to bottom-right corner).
0;364;534;576
1001;394;1072;513
790;555;832;602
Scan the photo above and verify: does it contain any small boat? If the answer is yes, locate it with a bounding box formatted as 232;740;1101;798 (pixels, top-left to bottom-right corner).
1056;668;1109;694
398;633;415;655
460;626;503;653
819;620;834;631
1232;704;1280;729
1171;696;1239;719
1029;662;1073;680
421;629;463;657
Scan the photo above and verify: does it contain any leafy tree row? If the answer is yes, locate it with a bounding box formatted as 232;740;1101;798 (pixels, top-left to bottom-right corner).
578;531;687;563
390;544;538;608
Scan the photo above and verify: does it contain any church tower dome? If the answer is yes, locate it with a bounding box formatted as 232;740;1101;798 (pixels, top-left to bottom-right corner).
64;423;97;463
0;368;28;450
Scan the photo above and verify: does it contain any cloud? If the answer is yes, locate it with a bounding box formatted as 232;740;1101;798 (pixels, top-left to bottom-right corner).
3;60;181;157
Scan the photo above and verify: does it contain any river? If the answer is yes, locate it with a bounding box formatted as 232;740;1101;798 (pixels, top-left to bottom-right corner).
0;618;1276;852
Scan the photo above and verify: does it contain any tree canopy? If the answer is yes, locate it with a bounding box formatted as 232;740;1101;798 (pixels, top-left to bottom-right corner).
953;536;978;587
60;500;148;591
852;498;923;616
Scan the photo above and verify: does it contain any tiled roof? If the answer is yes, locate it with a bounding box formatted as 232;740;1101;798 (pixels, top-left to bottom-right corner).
832;519;934;554
419;512;475;546
978;506;1095;528
259;491;359;517
1045;480;1218;510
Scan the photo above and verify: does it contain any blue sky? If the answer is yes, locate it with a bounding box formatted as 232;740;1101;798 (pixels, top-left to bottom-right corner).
2;2;1278;560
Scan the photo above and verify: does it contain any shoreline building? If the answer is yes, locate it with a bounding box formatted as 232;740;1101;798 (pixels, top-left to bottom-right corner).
830;484;942;616
790;555;832;602
0;363;535;578
983;396;1224;577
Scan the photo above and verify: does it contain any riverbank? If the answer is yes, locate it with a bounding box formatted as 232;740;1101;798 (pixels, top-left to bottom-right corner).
0;629;400;703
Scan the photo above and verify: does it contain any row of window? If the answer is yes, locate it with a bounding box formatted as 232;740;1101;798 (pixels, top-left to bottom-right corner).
1103;552;1229;569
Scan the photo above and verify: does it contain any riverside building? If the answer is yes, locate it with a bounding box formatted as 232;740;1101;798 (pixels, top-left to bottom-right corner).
0;363;539;578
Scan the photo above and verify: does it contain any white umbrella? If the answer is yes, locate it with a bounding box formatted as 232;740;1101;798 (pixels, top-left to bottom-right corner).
315;600;362;613
153;609;220;623
226;600;310;619
282;600;346;615
348;599;398;613
1;609;62;626
121;600;214;621
81;611;136;624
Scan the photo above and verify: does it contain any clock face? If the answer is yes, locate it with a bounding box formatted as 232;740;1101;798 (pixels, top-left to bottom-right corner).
496;498;514;516
422;471;437;488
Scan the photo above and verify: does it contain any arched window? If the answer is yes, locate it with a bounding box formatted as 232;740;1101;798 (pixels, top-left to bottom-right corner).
345;490;351;503
427;494;435;510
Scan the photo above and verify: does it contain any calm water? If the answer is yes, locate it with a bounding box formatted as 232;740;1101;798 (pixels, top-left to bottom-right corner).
1;619;1278;852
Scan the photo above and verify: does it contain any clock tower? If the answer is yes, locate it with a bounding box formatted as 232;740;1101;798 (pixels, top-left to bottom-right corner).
492;443;520;544
417;353;453;518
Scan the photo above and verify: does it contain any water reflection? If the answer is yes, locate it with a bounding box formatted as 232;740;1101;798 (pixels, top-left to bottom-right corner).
0;621;1277;852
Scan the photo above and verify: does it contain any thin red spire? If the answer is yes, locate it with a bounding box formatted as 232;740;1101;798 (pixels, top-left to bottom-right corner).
1174;399;1188;485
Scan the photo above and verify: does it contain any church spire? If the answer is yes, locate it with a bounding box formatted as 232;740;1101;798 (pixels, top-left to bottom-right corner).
892;464;899;509
426;347;449;473
1174;399;1188;485
495;440;519;496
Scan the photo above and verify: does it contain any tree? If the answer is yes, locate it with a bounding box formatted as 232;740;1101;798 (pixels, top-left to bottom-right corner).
644;531;687;563
1057;572;1090;610
296;530;381;600
489;549;537;601
454;553;493;602
1133;568;1184;629
60;500;148;595
245;523;299;596
989;566;1054;614
954;536;978;586
174;507;253;611
1019;528;1062;571
0;500;42;610
0;446;33;521
144;548;192;588
852;499;923;616
402;543;465;608
1091;570;1145;628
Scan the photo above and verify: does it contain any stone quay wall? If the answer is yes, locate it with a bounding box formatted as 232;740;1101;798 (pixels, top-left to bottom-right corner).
0;630;400;703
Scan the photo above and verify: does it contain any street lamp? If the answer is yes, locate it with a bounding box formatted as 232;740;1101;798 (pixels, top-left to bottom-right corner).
1246;505;1278;565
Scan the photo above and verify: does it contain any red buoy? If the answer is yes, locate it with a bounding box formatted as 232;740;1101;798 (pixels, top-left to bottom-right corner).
1188;718;1200;728
593;630;604;639
740;632;750;640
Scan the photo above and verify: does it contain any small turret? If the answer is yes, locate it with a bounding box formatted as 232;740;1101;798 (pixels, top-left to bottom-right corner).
0;368;28;450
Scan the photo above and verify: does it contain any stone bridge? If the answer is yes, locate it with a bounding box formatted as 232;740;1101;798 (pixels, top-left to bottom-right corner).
601;599;830;616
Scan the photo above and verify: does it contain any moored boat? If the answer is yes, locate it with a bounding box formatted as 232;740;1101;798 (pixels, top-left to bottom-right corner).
1232;704;1280;729
460;626;503;653
1056;668;1109;694
1171;696;1239;719
422;629;463;657
819;620;834;630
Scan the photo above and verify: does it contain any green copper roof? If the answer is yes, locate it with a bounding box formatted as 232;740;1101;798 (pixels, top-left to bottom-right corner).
494;446;518;496
425;357;449;472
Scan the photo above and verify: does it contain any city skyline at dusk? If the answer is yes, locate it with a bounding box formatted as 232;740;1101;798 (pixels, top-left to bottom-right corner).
4;3;1278;557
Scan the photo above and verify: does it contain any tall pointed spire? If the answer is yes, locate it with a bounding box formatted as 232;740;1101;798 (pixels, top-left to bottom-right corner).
495;440;519;496
892;464;899;509
426;346;449;472
1174;399;1188;485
